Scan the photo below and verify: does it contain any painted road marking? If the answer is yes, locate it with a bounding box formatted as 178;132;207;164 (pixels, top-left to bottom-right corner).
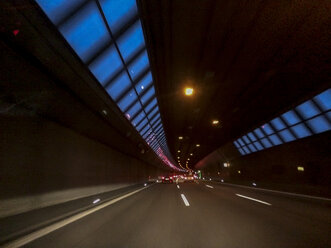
236;194;272;206
219;182;330;201
3;187;149;248
181;194;190;206
206;185;214;189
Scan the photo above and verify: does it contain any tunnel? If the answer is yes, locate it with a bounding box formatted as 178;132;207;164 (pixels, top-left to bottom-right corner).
0;0;330;247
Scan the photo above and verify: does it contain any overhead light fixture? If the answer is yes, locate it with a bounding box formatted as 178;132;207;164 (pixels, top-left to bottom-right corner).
184;87;194;96
212;120;219;125
178;150;181;153
177;157;180;159
297;166;304;172
196;144;200;147
190;153;193;156
178;136;183;140
187;158;190;161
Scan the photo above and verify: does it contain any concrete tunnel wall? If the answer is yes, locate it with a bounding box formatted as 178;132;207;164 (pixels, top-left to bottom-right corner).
0;114;164;218
196;131;331;197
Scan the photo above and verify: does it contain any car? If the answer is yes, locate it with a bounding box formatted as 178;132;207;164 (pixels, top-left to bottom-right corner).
176;175;185;183
162;176;173;183
184;174;194;182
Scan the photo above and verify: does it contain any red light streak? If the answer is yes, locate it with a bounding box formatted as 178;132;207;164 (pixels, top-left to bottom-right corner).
13;29;19;36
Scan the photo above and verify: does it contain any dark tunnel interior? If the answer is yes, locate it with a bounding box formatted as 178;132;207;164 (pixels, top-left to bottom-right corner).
0;0;330;247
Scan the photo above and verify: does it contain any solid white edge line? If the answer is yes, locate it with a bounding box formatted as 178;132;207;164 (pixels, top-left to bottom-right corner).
3;186;150;248
205;185;214;189
236;194;272;206
220;182;331;201
181;194;190;206
177;185;180;189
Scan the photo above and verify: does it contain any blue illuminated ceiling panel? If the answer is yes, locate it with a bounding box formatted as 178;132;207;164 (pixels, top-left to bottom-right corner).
36;0;180;171
234;88;331;156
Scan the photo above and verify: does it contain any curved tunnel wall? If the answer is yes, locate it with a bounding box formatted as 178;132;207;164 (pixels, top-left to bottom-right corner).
196;88;331;197
0;114;164;218
196;131;331;197
0;1;169;218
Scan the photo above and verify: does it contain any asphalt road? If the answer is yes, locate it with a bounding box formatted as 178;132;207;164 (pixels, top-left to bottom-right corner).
21;181;331;248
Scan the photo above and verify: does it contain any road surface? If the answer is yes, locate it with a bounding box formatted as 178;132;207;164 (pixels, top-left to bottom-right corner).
10;181;331;248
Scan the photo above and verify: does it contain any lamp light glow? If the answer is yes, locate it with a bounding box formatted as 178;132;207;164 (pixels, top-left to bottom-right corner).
184;87;194;96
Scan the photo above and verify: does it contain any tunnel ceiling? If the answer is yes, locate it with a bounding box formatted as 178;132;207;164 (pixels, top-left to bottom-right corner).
1;0;330;172
138;0;331;169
